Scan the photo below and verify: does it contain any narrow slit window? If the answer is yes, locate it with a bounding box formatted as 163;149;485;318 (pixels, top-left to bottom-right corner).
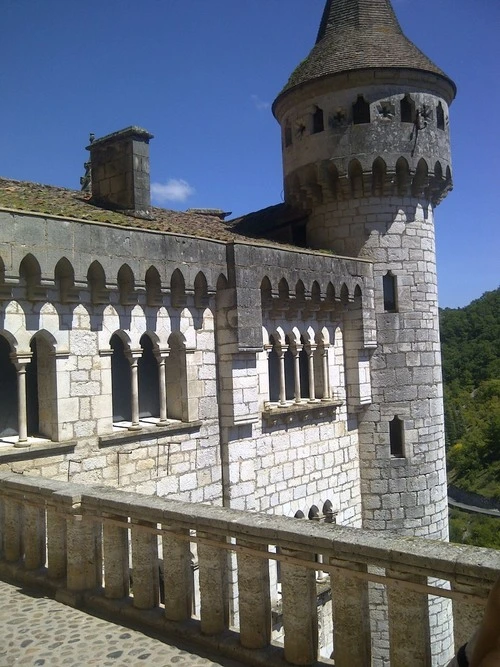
390;416;405;458
401;95;415;123
436;102;445;130
312;106;324;134
383;272;397;312
352;96;370;125
284;122;292;148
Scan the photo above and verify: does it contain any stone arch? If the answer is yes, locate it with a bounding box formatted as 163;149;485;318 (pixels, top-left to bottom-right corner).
434;161;443;180
340;283;349;305
110;331;132;422
28;331;58;439
194;271;209;308
412;158;429;197
87;260;107;305
170;268;186;308
0;333;18;437
311;281;321;306
348;159;364;198
260;276;272;310
145;266;162;307
19;253;43;300
354;284;362;299
395;157;411;196
295;280;306;307
54;257;76;304
278;278;290;302
138;332;160;419
117;264;136;306
372;157;387;196
166;331;188;421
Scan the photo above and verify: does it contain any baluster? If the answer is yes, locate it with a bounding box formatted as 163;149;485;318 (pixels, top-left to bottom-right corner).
66;508;99;593
198;531;228;635
103;514;129;599
237;539;271;649
281;547;318;665
451;580;489;652
131;519;159;609
46;504;67;580
3;497;22;562
23;502;46;570
330;560;371;666
162;526;192;621
387;570;431;667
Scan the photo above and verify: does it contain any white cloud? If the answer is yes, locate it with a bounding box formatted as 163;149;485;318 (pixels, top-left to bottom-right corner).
151;179;195;203
251;94;270;111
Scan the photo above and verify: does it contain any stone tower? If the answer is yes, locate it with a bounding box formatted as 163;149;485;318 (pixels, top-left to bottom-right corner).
273;2;456;662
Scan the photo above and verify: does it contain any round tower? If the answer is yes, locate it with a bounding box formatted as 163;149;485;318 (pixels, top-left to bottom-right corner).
273;1;456;662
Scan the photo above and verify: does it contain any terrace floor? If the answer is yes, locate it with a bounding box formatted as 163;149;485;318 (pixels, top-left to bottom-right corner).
0;578;245;667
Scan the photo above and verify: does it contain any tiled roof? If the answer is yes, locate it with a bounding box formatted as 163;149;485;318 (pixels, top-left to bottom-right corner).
0;177;256;244
275;0;455;102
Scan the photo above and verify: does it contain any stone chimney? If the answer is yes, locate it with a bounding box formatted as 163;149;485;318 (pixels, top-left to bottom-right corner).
87;126;154;219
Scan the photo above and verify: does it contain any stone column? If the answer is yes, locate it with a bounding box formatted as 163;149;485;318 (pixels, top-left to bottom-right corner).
321;345;330;401
155;350;169;426
237;539;271;649
46;505;67;580
131;519;159;609
198;532;228;635
293;346;303;404
127;350;142;431
162;526;192;621
278;346;287;406
306;345;317;402
103;514;129;599
12;354;31;447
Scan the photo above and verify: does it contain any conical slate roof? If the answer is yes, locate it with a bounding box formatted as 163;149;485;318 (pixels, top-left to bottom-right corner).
276;0;455;100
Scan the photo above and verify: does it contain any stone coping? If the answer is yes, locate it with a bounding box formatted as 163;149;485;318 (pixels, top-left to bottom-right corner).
98;420;202;447
1;471;498;584
262;400;343;426
0;440;77;464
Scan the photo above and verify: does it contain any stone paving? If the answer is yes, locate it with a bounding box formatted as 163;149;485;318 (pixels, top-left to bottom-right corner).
0;579;244;667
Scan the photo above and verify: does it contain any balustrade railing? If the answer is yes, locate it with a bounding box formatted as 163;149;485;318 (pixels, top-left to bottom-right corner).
0;471;499;667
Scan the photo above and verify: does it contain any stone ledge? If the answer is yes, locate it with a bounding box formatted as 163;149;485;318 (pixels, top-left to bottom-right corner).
98;421;202;448
0;440;77;464
262;400;343;427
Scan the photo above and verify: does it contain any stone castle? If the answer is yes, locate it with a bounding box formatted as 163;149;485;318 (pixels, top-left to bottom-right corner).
0;1;456;662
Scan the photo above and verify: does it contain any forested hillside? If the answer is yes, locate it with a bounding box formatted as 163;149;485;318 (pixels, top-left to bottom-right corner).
440;288;500;548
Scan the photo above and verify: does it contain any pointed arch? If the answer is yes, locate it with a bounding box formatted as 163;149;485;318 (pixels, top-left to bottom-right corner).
87;260;107;305
0;334;18;437
412;158;429;197
19;253;44;301
434;161;443;180
295;280;306;307
278;278;290;302
117;264;136;306
166;331;188;421
311;281;321;306
372;157;387;197
110;332;132;422
138;333;160;419
55;257;77;304
396;157;410;196
390;416;405;458
145;266;162;307
348;159;364;198
170;269;186;308
28;332;58;439
194;271;209;308
340;283;349;306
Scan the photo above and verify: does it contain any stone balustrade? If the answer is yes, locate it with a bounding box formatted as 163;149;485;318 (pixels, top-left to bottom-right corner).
0;471;499;667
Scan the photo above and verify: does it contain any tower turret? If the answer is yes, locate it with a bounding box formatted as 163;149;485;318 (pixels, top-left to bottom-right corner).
274;2;456;664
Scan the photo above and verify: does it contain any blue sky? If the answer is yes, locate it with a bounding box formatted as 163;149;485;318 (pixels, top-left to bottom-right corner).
1;0;498;308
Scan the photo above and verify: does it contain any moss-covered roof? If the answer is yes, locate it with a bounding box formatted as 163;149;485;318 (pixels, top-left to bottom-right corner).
0;177;257;244
275;0;455;104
